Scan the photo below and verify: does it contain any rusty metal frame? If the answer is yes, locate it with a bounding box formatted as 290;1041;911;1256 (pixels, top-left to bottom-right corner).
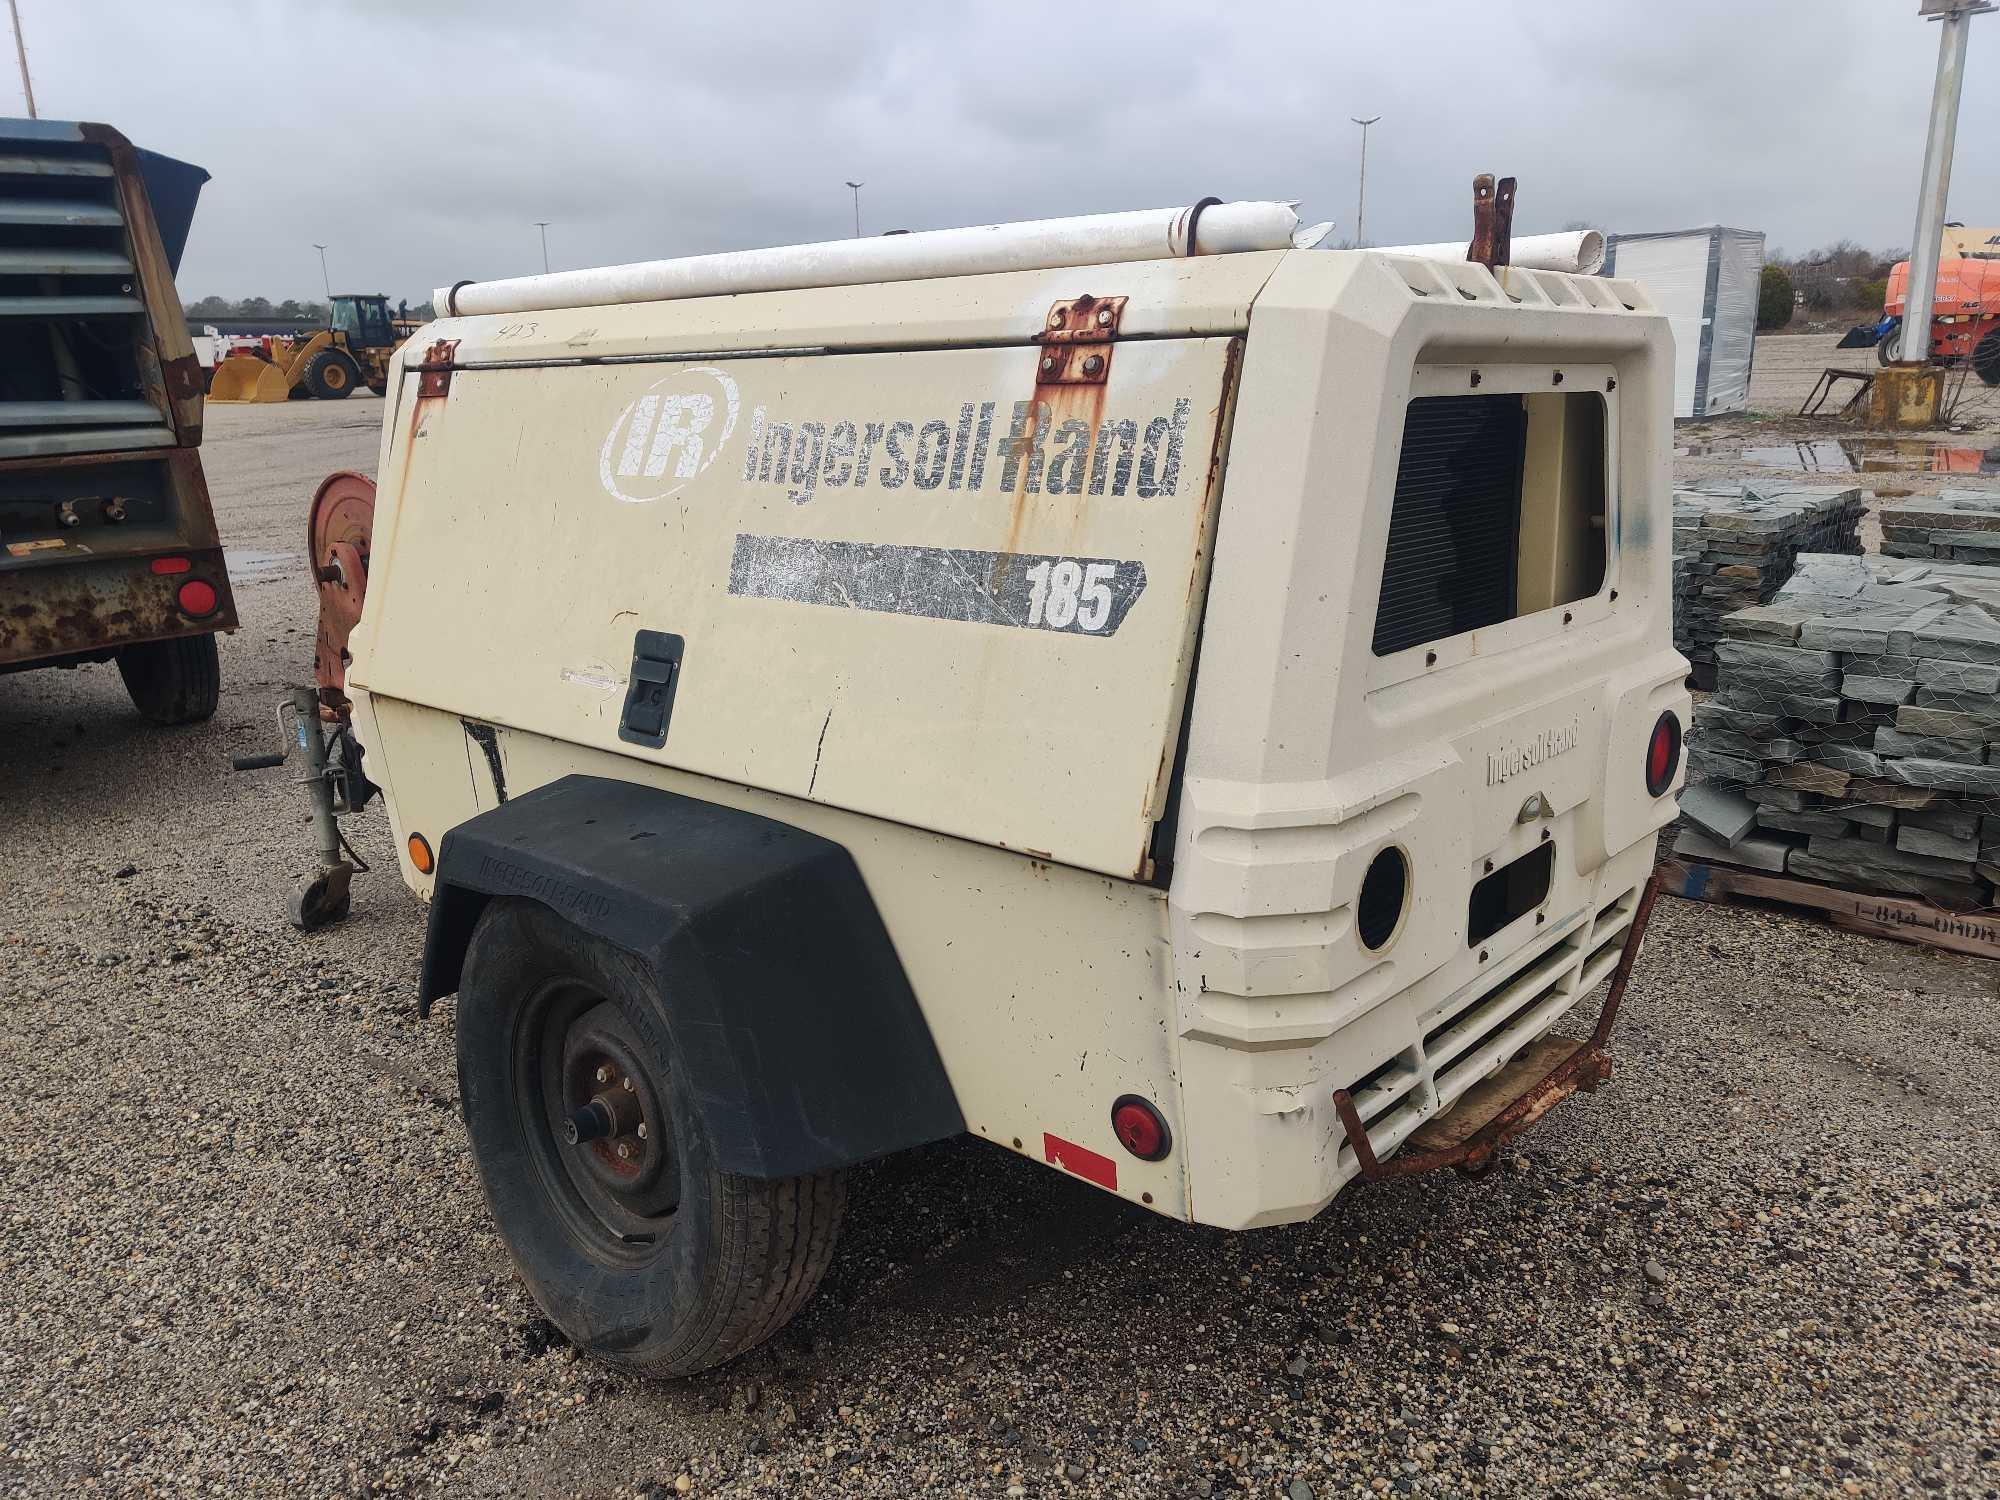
78;123;206;448
1330;872;1660;1182
1466;174;1518;271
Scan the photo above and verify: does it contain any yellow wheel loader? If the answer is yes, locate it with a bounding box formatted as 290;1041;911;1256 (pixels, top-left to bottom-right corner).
209;293;410;402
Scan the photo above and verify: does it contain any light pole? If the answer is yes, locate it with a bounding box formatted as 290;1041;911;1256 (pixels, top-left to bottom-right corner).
7;0;35;119
1350;116;1380;247
533;221;551;273
312;243;330;301
1891;0;1990;363
845;180;864;238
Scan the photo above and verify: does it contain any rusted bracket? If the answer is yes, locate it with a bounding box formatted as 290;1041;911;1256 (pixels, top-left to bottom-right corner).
1466;174;1518;270
414;337;459;399
1035;294;1126;387
1331;872;1661;1183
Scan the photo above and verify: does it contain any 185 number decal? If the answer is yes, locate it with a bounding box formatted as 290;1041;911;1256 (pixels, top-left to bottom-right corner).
1024;558;1120;633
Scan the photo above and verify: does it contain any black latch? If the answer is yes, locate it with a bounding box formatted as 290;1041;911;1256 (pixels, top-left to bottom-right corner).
618;630;684;748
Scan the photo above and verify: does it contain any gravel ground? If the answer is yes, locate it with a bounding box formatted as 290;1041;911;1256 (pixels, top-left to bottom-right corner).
4;384;2000;1499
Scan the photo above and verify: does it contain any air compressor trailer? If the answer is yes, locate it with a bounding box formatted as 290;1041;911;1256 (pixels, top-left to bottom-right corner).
296;199;1687;1375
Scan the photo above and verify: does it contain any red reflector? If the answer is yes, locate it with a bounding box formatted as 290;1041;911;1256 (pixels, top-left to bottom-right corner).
1042;1132;1117;1191
149;556;191;575
1645;712;1682;797
176;578;219;618
1111;1097;1171;1161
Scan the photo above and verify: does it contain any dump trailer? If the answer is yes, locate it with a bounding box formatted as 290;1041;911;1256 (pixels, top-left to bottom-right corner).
0;119;235;722
293;196;1687;1376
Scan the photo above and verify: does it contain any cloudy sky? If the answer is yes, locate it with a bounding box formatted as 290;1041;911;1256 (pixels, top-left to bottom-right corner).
23;0;2000;304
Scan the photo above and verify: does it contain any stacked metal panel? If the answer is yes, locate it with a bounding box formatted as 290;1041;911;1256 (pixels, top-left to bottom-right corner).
1672;482;1866;674
1677;551;2000;905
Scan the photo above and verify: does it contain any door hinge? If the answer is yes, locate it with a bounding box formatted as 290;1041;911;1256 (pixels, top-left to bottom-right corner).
416;338;459;399
1035;294;1127;387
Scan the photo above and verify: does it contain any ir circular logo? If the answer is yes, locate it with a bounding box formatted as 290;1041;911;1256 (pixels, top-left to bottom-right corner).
597;366;740;504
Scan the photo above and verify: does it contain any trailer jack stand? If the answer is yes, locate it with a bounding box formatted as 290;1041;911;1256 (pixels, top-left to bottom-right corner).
230;685;372;932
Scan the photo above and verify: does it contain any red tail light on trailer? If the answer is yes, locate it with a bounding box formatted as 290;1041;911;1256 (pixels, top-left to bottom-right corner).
1646;712;1682;797
175;578;218;618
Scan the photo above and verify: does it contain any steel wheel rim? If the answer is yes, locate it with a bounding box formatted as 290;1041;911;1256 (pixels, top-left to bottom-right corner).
513;977;679;1266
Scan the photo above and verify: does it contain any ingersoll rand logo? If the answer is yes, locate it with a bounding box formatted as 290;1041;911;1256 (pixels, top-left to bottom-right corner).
598;366;742;504
1487;716;1581;786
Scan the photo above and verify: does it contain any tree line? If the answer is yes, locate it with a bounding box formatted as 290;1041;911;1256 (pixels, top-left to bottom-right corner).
182;295;436;323
1757;240;1909;330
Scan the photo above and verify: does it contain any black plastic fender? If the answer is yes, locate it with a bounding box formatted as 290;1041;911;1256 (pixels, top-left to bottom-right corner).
419;774;965;1179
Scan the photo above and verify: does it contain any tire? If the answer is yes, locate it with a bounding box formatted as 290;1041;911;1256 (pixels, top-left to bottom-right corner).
115;632;220;725
1877;328;1905;366
1974;328;2000;388
456;897;845;1377
303;349;359;400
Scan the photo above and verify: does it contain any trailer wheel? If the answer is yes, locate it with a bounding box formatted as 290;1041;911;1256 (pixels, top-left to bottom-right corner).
304;349;359;400
455;897;846;1377
115;633;220;725
1974;329;2000;388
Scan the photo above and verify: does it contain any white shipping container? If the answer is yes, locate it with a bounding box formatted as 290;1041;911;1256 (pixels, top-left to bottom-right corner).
1602;228;1764;419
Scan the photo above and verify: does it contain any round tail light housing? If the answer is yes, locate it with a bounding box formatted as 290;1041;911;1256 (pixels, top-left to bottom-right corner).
1110;1095;1171;1162
1645;712;1682;797
175;578;219;618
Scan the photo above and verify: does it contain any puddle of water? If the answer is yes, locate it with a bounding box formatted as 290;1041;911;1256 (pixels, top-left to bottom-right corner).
1676;438;1998;475
225;548;299;581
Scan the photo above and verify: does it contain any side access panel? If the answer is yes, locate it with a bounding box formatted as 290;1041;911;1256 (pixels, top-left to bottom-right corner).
355;312;1242;879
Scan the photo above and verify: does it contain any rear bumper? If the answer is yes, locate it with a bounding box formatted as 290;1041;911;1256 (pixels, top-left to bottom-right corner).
0;543;236;668
1169;832;1664;1229
1331;873;1658;1180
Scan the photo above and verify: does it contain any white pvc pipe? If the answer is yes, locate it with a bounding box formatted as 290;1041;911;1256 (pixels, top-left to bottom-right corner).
1368;229;1606;276
436;201;1305;318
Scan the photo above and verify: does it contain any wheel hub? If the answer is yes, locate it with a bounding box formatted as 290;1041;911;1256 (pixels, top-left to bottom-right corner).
543;1000;680;1232
560;1024;668;1191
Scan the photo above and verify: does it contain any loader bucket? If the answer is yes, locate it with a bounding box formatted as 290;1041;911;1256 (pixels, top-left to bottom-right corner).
209;358;292;403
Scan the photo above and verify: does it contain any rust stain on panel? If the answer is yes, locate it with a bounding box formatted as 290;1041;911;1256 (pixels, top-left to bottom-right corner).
0;546;233;664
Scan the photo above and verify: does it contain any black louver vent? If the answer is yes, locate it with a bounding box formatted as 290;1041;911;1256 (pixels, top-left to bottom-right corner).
0;139;174;459
1371;394;1527;657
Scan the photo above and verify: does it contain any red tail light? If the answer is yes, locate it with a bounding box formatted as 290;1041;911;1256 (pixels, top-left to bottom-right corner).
175;578;219;618
149;555;191;575
1645;712;1682;797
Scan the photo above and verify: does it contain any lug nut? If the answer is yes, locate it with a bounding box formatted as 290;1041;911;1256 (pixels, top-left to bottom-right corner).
620;1076;634;1092
616;1142;632;1160
595;1066;611;1084
637;1123;648;1140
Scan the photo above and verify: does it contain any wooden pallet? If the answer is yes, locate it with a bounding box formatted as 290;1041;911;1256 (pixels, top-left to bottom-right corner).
1657;857;2000;961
